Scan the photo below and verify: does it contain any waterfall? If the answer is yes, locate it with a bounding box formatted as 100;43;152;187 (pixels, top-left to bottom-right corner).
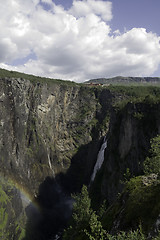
47;149;55;177
90;137;107;183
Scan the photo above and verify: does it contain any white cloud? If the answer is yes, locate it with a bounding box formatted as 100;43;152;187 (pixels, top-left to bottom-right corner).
69;0;112;21
0;0;160;82
41;0;53;4
0;38;17;62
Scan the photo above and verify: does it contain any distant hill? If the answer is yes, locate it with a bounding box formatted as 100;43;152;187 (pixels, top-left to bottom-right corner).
0;68;78;86
85;76;160;85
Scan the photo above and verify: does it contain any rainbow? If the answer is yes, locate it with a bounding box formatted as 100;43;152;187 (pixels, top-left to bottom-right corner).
15;181;41;211
0;173;41;212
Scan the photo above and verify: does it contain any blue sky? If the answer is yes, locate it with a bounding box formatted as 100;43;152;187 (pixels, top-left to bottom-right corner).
55;0;160;35
0;0;160;82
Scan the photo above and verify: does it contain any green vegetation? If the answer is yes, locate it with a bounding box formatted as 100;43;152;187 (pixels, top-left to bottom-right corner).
133;112;144;120
63;185;107;240
15;223;26;240
0;177;26;239
63;184;160;240
108;85;160;110
144;135;160;175
102;135;160;235
106;228;146;240
62;135;160;239
123;176;160;232
0;68;78;86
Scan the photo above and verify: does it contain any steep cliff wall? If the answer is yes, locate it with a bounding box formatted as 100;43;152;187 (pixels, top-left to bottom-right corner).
97;100;160;204
0;77;112;195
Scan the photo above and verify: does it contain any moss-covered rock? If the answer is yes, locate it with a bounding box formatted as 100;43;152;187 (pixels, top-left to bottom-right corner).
0;176;26;239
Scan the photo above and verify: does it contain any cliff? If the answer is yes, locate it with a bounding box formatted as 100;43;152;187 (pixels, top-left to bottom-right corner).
0;74;112;239
100;100;160;204
1;71;160;239
0;76;112;194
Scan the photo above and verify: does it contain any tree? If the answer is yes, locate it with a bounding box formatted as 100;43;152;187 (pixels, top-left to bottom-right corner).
143;135;160;175
84;211;107;240
63;185;92;240
72;185;91;229
63;185;107;240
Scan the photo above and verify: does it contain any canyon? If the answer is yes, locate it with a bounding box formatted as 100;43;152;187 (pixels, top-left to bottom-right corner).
0;71;160;239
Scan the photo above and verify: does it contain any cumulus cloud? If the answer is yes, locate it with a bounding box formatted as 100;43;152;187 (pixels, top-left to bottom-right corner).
0;0;160;82
69;0;112;21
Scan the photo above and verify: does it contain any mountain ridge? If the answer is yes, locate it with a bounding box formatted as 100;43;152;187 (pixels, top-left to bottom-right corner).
85;76;160;85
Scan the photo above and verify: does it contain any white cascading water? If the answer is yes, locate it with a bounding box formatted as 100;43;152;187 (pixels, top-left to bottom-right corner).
47;148;55;177
90;137;107;183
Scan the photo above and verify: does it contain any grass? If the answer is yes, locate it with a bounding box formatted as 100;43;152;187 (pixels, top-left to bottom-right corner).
0;68;79;86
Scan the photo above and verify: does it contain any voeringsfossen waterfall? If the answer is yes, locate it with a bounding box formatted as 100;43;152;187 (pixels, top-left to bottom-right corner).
90;137;107;183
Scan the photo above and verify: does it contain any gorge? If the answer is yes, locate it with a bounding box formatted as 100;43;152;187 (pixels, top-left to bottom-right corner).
1;69;160;239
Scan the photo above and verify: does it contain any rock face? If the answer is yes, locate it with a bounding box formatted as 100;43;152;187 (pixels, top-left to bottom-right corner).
0;77;113;196
1;75;160;238
0;76;114;239
100;101;160;204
